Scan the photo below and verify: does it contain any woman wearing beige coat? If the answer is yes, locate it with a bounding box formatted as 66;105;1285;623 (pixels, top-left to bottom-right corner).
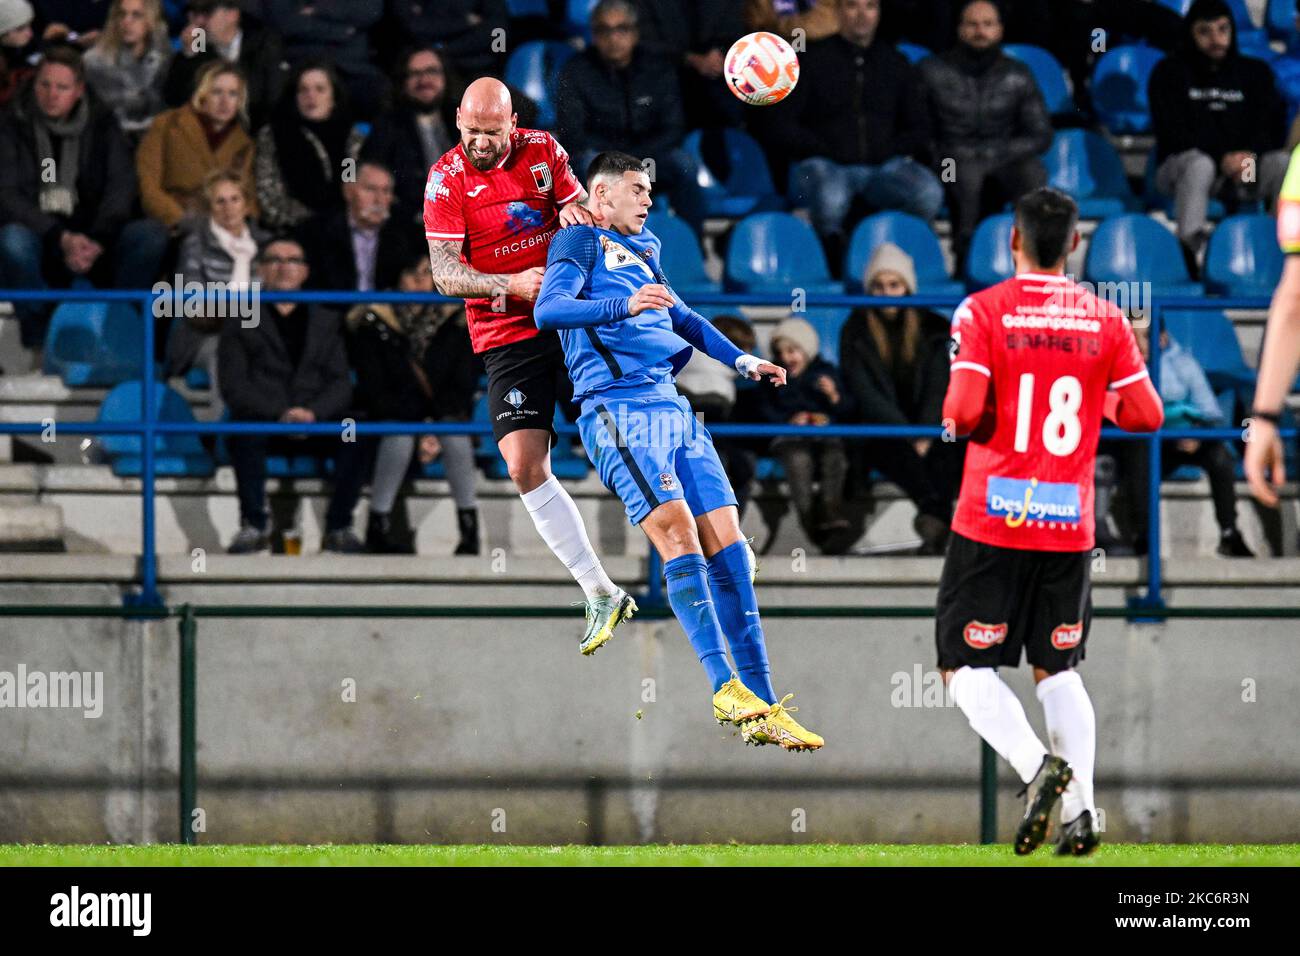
135;59;258;232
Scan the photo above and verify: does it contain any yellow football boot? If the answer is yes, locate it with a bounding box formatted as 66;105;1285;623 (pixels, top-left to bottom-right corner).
712;676;771;725
741;694;824;751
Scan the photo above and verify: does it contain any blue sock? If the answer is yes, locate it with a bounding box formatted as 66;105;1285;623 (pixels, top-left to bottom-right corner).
664;553;733;692
707;540;777;704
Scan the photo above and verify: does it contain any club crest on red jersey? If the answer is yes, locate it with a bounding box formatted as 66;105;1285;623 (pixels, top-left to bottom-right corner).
1051;621;1084;649
963;620;1008;649
530;162;553;191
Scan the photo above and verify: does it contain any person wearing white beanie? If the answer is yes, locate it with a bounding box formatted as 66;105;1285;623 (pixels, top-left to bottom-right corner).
0;0;35;108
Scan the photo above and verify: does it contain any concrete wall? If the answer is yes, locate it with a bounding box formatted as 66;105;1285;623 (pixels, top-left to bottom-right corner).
1;558;1298;845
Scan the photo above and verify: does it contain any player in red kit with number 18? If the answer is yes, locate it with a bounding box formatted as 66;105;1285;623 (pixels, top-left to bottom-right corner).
935;189;1164;856
424;78;634;656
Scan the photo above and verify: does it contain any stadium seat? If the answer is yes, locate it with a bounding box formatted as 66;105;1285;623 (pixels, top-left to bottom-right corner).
803;308;852;364
470;393;508;478
1003;44;1074;116
43;302;150;387
1090;44;1165;133
183;365;211;391
965;213;1015;290
724;213;841;294
646;211;720;299
681;128;783;219
843;211;964;296
1043;129;1139;219
1204;214;1284;297
504;41;577;130
1161;310;1255;396
896;42;931;64
96;381;215;478
1142;148;1231;220
1269;0;1298;40
549;408;590;480
566;0;599;39
507;0;549;15
1083;214;1204;297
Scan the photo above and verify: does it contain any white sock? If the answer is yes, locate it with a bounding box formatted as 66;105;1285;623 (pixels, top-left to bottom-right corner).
949;666;1049;784
1037;669;1096;822
520;476;618;601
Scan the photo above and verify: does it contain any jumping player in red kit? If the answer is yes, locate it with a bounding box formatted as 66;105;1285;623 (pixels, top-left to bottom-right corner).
935;188;1164;855
424;77;635;655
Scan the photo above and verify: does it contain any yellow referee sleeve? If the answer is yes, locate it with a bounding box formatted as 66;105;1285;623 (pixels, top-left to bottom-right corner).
1277;144;1300;255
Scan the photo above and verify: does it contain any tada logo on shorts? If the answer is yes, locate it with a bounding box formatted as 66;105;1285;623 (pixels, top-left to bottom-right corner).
1051;621;1083;649
504;388;526;409
963;620;1008;649
659;472;675;491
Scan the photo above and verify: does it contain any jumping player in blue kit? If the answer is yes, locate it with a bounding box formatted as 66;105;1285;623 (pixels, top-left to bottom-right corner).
534;151;823;750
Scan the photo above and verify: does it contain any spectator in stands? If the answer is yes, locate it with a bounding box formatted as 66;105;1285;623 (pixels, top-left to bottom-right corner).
638;0;748;128
299;160;412;293
263;0;385;120
917;0;1051;267
745;0;839;45
386;0;505;81
675;314;760;519
218;235;368;554
759;316;854;553
255;59;361;231
357;46;457;230
1150;0;1288;274
754;0;943;272
136;60;258;233
163;0;287;131
166;168;267;398
0;0;38;108
555;0;705;232
346;251;482;555
838;243;962;555
1112;326;1254;558
33;0;108;49
0;44;167;350
82;0;171;140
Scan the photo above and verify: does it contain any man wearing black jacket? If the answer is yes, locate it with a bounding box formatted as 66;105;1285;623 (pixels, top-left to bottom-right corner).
0;45;167;349
218;236;368;554
754;0;943;267
555;0;704;231
918;0;1051;266
1151;0;1288;269
299;161;414;294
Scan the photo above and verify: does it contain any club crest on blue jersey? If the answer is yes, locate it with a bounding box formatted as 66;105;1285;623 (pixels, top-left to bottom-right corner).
986;476;1081;528
505;201;545;236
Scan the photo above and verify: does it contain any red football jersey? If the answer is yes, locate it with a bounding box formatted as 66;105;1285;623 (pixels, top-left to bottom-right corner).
948;272;1149;552
423;127;583;354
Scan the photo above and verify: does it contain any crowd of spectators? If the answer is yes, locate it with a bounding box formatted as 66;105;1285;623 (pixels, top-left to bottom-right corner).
0;0;1289;558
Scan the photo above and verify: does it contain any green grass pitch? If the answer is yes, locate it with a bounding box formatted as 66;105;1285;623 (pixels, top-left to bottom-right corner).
2;844;1296;867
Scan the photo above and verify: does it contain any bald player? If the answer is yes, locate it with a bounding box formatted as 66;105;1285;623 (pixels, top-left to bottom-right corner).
1245;146;1300;507
424;78;635;655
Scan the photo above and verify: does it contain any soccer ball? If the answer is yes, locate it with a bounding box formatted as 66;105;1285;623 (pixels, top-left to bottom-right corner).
723;31;800;106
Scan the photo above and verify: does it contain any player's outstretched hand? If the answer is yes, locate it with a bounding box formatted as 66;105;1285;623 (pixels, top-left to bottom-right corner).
627;283;675;315
751;361;787;386
1244;419;1286;507
558;202;595;228
507;267;545;301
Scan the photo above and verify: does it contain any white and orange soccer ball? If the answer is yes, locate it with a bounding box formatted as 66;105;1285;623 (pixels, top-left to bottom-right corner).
723;31;800;106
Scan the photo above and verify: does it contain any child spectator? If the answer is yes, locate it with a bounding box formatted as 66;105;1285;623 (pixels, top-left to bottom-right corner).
759;316;854;553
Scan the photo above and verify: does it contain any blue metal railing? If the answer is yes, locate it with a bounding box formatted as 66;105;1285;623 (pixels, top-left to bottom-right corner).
0;287;1293;608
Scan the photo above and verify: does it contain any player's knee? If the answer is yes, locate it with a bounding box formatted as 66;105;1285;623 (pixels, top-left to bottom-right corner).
506;457;550;492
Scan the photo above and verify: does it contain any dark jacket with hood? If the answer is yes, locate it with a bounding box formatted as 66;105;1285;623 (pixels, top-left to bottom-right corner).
755;34;930;167
1148;0;1285;165
0;80;138;251
917;41;1052;165
759;356;853;424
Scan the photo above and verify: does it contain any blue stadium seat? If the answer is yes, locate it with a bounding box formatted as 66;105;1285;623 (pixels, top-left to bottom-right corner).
1091;44;1165;133
43;302;150;387
1161;310;1255;395
566;0;599;39
681;128;783;219
504;41;577;129
1043;129;1139;219
803;308;852;364
646;211;720;299
184;365;211;390
896;42;931;64
507;0;550;15
1204;214;1284;296
1269;0;1298;39
1004;44;1073;116
965;213;1016;290
96;381;214;478
470;393;508;478
1083;215;1204;297
549;408;590;480
724;213;841;294
843;211;964;296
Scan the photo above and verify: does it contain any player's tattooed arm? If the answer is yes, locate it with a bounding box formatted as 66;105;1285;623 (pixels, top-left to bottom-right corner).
427;239;510;299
